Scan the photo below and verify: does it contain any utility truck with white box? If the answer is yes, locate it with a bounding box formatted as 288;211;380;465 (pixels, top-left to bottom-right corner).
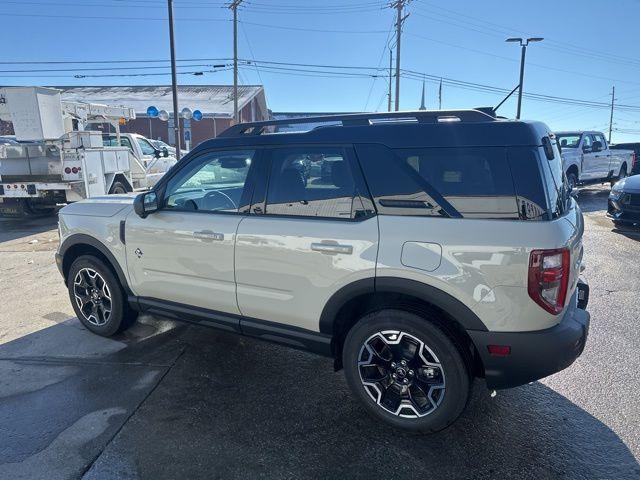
0;87;174;216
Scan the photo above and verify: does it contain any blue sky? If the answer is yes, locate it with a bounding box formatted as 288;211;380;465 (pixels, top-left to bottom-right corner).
2;0;640;142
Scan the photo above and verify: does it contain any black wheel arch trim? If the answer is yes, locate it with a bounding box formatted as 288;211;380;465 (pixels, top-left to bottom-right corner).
319;276;489;335
59;234;132;295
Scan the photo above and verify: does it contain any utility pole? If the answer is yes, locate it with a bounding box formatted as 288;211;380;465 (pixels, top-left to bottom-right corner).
387;48;393;112
167;0;181;160
229;0;243;124
506;37;543;120
609;85;615;143
391;0;411;111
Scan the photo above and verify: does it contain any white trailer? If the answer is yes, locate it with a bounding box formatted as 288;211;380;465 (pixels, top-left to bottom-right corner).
0;87;170;216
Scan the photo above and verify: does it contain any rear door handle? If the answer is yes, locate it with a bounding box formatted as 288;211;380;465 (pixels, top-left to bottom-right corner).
193;230;224;242
311;242;353;255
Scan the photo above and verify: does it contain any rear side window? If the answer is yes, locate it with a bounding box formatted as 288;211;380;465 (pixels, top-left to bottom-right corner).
264;147;370;219
356;144;519;219
507;147;554;220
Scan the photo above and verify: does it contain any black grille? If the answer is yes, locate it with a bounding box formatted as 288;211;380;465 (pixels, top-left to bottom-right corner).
626;193;640;207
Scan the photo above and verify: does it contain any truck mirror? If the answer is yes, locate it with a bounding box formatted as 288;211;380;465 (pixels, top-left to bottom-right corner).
592;141;602;152
133;191;158;218
153;149;162;159
162;147;169;158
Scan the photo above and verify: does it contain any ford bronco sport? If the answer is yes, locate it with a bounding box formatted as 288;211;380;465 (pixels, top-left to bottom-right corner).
55;110;590;433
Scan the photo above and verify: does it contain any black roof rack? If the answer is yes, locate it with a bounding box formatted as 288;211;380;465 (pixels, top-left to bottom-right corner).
219;109;498;138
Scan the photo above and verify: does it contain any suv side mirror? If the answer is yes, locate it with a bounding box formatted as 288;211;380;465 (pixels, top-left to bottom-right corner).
162;146;169;158
133;191;158;218
592;140;602;152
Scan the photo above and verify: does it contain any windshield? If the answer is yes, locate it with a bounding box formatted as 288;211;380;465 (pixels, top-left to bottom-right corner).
557;134;581;149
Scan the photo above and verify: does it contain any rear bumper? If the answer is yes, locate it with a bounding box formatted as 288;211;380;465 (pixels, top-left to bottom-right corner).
468;282;590;390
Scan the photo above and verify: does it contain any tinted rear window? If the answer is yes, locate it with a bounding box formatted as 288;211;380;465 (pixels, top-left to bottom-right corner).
356;144;522;219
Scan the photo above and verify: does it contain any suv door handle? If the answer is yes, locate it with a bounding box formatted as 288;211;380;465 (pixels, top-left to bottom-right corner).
311;242;353;255
193;230;224;242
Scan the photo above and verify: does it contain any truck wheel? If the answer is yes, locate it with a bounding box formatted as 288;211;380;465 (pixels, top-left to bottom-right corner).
611;164;627;187
567;172;578;191
67;255;137;336
109;181;128;194
342;309;470;433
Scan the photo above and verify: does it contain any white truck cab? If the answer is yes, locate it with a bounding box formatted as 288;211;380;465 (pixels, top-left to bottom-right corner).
102;132;177;189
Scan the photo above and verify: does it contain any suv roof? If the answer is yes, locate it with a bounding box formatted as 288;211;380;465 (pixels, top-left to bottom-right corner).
195;110;551;152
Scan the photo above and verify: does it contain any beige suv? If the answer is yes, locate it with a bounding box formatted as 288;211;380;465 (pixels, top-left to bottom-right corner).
56;111;590;433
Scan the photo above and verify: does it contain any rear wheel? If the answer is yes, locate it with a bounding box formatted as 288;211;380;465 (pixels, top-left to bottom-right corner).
567;172;578;191
109;181;128;194
611;164;627;187
67;255;137;336
342;309;470;433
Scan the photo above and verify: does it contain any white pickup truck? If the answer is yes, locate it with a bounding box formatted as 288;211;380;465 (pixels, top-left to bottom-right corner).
102;133;177;189
556;131;635;189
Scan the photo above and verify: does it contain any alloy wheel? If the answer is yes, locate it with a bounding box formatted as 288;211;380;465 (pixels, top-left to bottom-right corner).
357;330;446;418
73;268;113;326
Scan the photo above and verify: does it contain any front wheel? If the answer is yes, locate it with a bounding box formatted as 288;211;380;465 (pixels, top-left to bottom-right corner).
67;255;137;336
342;309;470;433
567;172;578;192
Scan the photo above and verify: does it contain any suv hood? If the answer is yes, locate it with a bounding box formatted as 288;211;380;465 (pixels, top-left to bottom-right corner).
59;194;135;217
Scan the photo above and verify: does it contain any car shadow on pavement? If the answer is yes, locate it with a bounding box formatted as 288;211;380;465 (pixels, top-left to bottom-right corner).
78;324;639;480
0;215;59;243
576;186;611;214
0;315;187;480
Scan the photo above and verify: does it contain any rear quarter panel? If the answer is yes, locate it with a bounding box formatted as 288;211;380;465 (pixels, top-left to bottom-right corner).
376;203;583;332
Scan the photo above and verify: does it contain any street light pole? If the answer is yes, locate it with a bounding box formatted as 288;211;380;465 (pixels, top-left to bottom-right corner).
167;0;181;160
506;37;543;120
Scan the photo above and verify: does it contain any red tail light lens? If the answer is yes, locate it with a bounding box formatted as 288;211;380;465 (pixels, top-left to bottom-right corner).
528;248;570;314
71;167;78;174
64;167;72;174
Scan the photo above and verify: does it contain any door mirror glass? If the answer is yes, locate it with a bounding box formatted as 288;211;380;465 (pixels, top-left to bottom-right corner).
162;147;169;158
134;191;158;218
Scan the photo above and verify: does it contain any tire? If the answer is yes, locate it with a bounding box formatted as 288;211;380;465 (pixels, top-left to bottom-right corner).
567;172;578;191
109;181;128;195
611;164;627;187
67;255;137;336
342;309;470;433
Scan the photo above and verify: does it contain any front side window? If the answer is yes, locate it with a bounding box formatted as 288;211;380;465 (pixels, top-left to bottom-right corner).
164;150;254;213
582;134;593;151
137;137;157;156
264;147;365;219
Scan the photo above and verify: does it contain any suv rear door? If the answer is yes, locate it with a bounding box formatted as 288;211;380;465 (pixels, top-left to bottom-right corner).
234;145;378;333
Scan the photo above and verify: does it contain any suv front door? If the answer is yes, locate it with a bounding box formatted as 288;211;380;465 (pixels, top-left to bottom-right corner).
235;146;378;333
125;149;258;326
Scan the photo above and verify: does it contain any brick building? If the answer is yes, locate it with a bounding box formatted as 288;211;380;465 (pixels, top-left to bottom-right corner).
54;85;269;148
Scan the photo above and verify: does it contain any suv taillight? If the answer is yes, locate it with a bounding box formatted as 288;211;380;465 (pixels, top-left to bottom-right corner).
528;248;570;314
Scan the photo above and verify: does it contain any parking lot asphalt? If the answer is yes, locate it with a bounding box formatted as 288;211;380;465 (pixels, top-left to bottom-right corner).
1;185;639;479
